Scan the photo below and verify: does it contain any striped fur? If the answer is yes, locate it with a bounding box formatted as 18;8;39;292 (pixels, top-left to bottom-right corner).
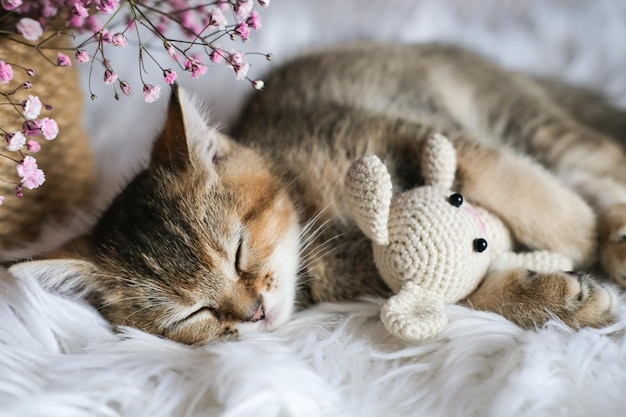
12;44;626;343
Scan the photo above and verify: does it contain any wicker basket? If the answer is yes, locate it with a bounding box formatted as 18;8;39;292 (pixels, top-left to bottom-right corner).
0;34;94;252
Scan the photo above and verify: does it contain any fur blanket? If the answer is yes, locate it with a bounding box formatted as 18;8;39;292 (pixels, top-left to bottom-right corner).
3;1;626;416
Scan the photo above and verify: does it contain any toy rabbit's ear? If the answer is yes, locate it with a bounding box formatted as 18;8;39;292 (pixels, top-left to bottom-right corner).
344;155;392;245
421;133;457;189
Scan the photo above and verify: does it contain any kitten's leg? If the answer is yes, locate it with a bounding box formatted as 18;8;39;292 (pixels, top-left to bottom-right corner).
463;268;619;330
535;80;626;284
532;77;626;145
451;138;597;267
435;61;626;282
564;172;626;284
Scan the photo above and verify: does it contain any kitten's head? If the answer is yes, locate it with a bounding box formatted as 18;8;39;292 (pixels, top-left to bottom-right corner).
10;86;301;344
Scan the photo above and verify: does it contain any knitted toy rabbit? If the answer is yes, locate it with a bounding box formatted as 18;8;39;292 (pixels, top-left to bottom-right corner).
344;134;573;342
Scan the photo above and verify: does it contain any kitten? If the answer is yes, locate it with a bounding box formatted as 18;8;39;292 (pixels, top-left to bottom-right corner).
10;43;626;344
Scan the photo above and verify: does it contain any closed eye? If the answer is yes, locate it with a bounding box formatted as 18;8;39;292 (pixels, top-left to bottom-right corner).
235;235;244;273
185;306;216;321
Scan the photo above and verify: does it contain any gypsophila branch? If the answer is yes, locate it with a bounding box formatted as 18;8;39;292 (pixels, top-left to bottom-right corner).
0;0;271;206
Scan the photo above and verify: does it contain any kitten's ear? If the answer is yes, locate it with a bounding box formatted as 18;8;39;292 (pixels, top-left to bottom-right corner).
9;259;100;298
150;84;222;172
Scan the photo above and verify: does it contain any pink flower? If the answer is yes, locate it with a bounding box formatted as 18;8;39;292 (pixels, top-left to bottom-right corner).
85;16;100;32
193;64;207;79
229;51;245;65
0;60;13;84
247;11;262;30
97;0;119;14
234;0;253;19
57;53;72;67
6;132;26;152
184;58;208;79
69;14;86;29
27;140;41;153
181;10;194;29
228;51;250;80
73;2;89;18
17;156;36;175
164;41;176;57
207;8;227;29
42;3;57;17
1;0;22;11
143;84;161;103
234;62;250;80
235;22;250;40
0;196;4;206
163;69;177;85
23;120;40;136
100;29;113;43
23;95;42;120
111;33;128;47
16;18;43;41
119;81;132;96
104;68;118;85
17;156;45;190
210;49;224;64
40;117;58;140
75;50;90;63
156;22;167;35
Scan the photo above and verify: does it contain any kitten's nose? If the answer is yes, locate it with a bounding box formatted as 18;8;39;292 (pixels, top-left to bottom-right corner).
249;302;265;322
221;295;265;322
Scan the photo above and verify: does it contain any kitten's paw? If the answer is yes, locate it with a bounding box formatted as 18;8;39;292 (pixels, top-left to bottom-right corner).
514;269;619;330
598;203;626;287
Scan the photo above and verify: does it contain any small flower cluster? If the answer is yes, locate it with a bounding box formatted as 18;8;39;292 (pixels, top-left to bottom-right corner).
2;1;270;101
0;0;271;205
0;65;58;202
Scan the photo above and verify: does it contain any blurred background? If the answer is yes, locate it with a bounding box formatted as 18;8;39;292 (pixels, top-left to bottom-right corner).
82;0;626;211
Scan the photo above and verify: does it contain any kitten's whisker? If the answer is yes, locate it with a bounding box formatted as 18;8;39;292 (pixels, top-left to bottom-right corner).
298;244;344;271
298;205;332;236
121;304;158;325
298;205;331;239
299;233;346;264
298;214;336;255
297;237;348;274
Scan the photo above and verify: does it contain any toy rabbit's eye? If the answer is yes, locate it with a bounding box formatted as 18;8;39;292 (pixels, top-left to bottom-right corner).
473;238;488;253
449;193;463;207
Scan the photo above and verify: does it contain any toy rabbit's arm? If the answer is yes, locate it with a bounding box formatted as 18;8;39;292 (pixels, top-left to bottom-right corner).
491;250;574;273
478;206;574;272
380;282;447;342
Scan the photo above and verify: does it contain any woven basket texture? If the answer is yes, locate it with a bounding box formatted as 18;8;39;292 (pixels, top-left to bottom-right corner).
0;34;94;252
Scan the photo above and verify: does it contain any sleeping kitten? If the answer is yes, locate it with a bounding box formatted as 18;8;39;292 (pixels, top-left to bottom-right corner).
10;43;626;344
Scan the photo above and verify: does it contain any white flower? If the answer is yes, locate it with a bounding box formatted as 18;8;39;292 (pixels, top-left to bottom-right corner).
23;95;42;120
40;117;59;140
16;18;43;41
143;84;161;103
6;132;26;152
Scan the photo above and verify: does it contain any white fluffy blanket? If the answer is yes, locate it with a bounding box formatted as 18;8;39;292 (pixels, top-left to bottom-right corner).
3;1;626;416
